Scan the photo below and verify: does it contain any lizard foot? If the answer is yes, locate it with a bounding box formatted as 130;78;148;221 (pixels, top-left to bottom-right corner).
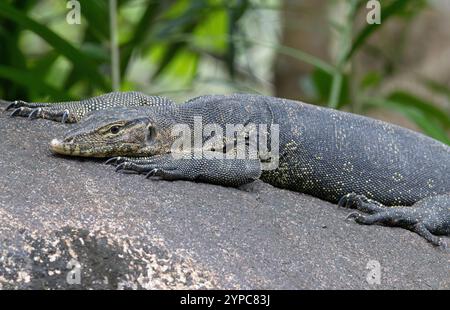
7;92;175;123
340;193;450;248
5;100;35;111
114;157;180;180
10;106;72;123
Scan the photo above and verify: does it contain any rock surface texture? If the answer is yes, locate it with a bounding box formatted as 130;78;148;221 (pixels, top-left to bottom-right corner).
0;105;449;289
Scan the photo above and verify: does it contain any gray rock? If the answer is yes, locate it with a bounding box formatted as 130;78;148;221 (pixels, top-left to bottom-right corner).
0;104;449;289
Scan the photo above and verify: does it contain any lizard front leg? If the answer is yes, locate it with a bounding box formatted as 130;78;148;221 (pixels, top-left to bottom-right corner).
339;193;450;247
109;154;262;187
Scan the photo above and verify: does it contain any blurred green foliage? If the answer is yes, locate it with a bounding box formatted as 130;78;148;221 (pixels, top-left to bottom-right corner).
0;0;449;143
305;0;450;144
0;0;251;100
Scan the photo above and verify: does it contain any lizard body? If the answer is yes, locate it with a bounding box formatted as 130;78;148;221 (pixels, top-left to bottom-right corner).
4;92;450;246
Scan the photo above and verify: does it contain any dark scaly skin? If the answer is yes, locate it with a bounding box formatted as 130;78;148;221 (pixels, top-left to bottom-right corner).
49;106;174;157
57;94;450;246
339;193;450;246
5;91;174;123
4;93;450;246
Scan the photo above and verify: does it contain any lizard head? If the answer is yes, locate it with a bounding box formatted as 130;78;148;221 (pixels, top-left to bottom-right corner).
49;107;177;158
50;107;150;157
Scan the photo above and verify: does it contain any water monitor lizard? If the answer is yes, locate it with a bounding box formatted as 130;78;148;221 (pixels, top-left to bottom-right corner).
4;92;450;247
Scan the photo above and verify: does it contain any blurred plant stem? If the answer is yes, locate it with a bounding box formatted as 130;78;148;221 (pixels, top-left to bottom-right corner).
328;0;359;109
110;0;120;91
241;38;336;76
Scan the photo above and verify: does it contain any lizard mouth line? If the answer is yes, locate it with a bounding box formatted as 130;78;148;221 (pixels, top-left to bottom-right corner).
49;139;141;157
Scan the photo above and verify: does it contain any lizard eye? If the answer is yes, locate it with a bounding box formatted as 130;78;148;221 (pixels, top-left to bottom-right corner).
110;125;121;134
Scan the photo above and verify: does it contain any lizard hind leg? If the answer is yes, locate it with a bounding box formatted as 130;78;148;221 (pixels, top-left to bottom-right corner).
341;193;450;248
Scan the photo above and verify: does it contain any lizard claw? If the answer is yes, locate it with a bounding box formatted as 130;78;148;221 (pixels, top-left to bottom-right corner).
114;162;144;174
5;102;15;111
338;193;353;208
5;101;17;111
6;100;24;111
105;157;122;166
61;110;70;124
115;162;127;172
10;107;23;117
338;192;366;209
345;211;361;221
28;108;42;120
145;169;159;179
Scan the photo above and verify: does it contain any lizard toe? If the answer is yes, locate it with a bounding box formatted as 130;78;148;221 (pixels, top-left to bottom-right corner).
105;157;122;166
5;101;17;111
61;110;70;123
6;100;26;111
10;107;24;117
28;108;42;120
115;162;128;172
5;102;15;111
145;168;159;179
338;192;359;208
345;211;362;221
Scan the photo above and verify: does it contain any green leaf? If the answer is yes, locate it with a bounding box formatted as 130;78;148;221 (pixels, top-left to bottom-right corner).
243;39;336;76
363;96;450;144
360;71;381;89
79;0;110;40
0;65;70;100
312;68;349;108
120;0;170;76
346;0;412;60
29;51;59;77
0;1;109;91
387;91;450;128
401;109;450;145
151;41;189;80
151;1;205;80
0;23;28;99
194;8;227;52
157;49;199;83
421;78;450;102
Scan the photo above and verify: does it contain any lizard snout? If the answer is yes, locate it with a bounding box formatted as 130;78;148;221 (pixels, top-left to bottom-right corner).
49;138;78;155
49;138;65;154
